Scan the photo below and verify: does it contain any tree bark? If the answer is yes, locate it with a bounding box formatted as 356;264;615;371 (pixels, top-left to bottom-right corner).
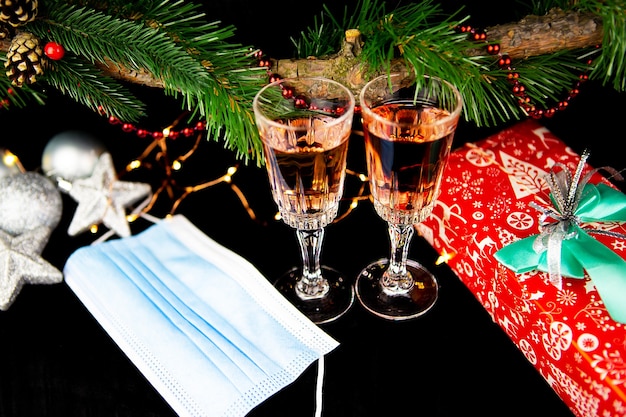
1;8;603;90
271;9;603;90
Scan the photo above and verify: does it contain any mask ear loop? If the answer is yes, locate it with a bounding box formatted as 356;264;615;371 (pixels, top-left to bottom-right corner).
315;355;326;417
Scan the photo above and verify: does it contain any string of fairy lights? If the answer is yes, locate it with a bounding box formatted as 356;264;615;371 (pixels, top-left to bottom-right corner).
0;22;598;254
0;114;372;229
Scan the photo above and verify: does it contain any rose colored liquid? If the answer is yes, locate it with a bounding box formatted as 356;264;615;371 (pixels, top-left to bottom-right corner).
363;101;456;224
262;116;349;230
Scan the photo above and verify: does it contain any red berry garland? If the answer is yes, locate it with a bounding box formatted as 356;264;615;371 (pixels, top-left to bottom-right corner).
457;24;595;119
44;42;65;60
253;49;349;115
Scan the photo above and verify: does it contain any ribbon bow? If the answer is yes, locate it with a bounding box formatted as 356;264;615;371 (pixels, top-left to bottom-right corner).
494;151;626;324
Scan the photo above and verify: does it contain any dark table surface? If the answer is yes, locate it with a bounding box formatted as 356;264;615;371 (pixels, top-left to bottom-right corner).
1;2;625;416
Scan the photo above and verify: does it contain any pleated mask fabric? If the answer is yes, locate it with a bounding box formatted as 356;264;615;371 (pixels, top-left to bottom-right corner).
64;215;339;417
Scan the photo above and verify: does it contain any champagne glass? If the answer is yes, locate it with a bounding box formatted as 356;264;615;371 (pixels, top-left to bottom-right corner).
355;73;462;320
253;77;356;324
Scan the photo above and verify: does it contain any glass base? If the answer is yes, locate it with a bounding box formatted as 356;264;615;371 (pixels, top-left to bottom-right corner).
355;259;438;321
274;266;354;325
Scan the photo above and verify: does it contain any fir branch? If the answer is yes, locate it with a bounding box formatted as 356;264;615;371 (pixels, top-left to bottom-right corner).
347;0;519;126
30;6;213;94
0;64;46;108
29;1;267;163
580;0;626;90
42;55;146;122
287;0;607;127
517;0;625;91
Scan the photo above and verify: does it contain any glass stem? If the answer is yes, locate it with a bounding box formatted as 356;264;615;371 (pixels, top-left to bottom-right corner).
295;228;330;300
382;223;415;294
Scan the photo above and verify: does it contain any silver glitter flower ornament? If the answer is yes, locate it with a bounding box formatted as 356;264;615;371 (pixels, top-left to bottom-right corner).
67;152;152;237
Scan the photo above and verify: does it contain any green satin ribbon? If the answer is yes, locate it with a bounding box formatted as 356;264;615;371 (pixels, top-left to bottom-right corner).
494;155;626;324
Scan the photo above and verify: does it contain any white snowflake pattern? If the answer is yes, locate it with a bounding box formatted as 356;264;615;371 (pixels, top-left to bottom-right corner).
446;170;484;200
557;289;578;306
530;329;540;344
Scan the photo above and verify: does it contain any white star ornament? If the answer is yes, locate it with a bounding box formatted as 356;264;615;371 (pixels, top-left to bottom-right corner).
67;152;151;237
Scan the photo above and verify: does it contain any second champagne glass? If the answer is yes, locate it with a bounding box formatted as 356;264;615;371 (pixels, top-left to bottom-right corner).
356;73;462;320
253;77;356;324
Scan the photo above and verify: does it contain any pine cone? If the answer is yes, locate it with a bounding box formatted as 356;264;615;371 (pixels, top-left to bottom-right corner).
4;31;45;86
0;21;14;39
0;0;38;27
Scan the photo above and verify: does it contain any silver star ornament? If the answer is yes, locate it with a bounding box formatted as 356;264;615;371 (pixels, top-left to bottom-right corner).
67;152;151;237
0;227;63;310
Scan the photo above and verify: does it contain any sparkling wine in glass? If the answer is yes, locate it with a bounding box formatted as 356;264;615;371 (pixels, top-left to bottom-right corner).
355;73;462;320
253;77;356;324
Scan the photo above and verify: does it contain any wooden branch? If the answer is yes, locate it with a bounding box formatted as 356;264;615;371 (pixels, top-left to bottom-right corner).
469;8;603;59
271;9;603;90
0;8;603;91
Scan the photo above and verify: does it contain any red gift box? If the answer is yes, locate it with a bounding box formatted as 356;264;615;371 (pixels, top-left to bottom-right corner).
418;119;626;417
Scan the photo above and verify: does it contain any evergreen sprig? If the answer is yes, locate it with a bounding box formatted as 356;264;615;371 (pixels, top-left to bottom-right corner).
0;66;46;109
1;0;623;164
42;55;147;121
26;0;267;163
292;0;604;127
579;0;626;91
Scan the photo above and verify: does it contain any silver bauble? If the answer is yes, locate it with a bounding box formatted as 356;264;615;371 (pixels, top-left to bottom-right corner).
0;172;63;235
0;148;20;178
41;131;106;182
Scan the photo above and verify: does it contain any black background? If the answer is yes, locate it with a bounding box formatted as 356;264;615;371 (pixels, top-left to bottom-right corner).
1;1;624;416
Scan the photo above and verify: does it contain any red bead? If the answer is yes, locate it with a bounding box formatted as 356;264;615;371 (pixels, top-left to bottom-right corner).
498;55;512;68
294;95;308;109
182;127;194;137
486;44;500;54
108;116;120;125
121;123;135;132
168;130;180;139
136;129;148;138
44;42;65;60
269;73;282;84
281;86;294;99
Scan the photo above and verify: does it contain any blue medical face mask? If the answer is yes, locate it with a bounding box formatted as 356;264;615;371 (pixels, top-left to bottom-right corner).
64;215;339;417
